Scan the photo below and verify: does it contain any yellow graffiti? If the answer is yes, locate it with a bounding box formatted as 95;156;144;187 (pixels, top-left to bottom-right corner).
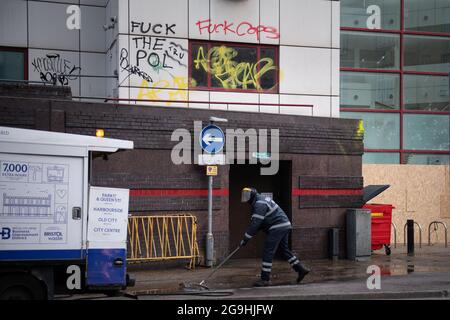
193;45;277;90
137;77;192;106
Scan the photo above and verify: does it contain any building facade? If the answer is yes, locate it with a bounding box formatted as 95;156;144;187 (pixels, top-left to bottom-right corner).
0;0;449;255
0;0;340;117
340;0;450;165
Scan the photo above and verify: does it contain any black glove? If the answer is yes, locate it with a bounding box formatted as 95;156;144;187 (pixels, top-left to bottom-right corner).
240;239;249;247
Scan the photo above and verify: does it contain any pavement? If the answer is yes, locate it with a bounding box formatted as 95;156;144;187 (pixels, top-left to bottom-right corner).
56;245;450;300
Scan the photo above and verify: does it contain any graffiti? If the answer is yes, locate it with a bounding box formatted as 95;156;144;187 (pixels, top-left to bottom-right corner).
31;53;81;86
132;36;186;71
131;21;176;35
136;77;190;106
120;48;153;82
121;36;187;85
165;42;187;67
193;45;277;90
196;19;279;41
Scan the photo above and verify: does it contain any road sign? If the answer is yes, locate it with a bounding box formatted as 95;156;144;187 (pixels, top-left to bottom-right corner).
206;166;218;176
200;124;225;154
198;154;226;165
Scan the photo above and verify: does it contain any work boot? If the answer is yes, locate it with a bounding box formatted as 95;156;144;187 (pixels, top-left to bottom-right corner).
296;263;311;284
253;279;271;287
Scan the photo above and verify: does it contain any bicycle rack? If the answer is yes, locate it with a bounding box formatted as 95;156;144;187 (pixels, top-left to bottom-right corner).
428;221;448;248
391;222;397;248
403;221;422;248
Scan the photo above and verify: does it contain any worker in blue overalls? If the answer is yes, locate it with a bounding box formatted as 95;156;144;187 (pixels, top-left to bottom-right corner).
240;187;310;287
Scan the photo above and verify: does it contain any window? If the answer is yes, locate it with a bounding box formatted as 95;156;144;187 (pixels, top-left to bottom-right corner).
0;47;27;81
341;72;400;109
341;0;401;30
404;153;450;165
405;0;450;34
340;2;450;164
341;31;400;70
189;41;278;92
404;75;450;111
403;114;450;150
363;152;400;164
404;35;450;73
343;112;400;149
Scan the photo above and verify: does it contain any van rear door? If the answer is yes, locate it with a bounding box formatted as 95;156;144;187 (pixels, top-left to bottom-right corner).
86;186;129;287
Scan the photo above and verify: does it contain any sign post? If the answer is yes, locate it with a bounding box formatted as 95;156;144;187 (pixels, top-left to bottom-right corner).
200;123;225;267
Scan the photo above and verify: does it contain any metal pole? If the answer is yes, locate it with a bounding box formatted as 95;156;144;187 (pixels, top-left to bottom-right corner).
205;170;214;267
407;219;415;256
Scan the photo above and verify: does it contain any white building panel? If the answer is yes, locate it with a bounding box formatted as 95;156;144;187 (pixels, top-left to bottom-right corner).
130;87;188;108
332;48;340;96
210;0;262;44
105;0;119;49
129;0;188;39
332;0;340;48
0;0;27;47
28;1;80;51
280;0;332;48
28;49;81;97
188;90;210;110
279;94;315;116
80;52;106;99
189;0;210;40
331;96;340;118
259;93;280;114
210;91;260;113
118;0;129;35
124;36;188;88
106;43;118;98
81;5;106;53
260;0;280;45
280;46;332;96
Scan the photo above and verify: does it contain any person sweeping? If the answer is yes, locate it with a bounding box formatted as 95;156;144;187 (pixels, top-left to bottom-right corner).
240;187;310;287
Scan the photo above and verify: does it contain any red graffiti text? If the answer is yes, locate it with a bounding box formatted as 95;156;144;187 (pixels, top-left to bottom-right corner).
195;19;280;40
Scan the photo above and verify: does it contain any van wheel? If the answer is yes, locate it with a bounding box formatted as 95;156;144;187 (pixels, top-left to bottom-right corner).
0;274;46;300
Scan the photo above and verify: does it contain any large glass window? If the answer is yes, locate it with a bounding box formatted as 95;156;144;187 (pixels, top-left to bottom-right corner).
404;153;450;165
341;72;400;109
341;1;450;164
363;152;400;164
0;49;26;81
404;35;450;72
343;112;400;149
404;114;450;150
341;31;400;70
341;0;401;30
190;42;278;92
405;0;450;34
404;75;450;111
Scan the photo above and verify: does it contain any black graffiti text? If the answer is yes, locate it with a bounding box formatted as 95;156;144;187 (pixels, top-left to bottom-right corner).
131;21;176;35
120;48;153;82
165;41;187;67
31;53;81;86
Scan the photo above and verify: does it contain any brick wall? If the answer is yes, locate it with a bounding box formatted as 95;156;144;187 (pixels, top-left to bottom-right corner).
0;86;364;261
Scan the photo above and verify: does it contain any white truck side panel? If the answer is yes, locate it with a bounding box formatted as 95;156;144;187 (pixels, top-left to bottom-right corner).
0;153;84;252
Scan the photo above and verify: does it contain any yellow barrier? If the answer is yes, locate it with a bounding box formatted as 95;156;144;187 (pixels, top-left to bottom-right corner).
127;214;200;269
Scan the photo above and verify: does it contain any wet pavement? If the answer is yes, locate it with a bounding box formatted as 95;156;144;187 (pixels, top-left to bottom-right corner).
55;245;450;299
125;245;450;294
